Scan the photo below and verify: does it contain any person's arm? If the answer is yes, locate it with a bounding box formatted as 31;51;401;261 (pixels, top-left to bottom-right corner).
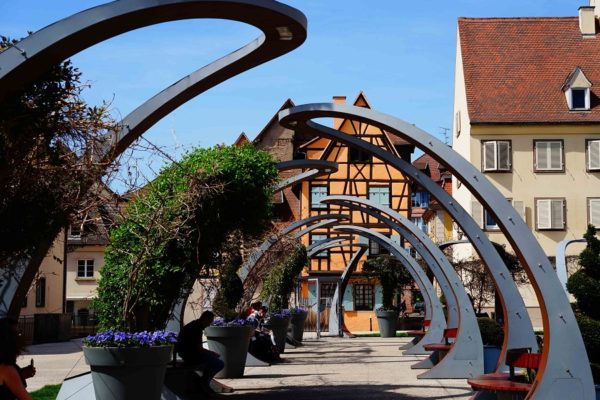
1;365;32;400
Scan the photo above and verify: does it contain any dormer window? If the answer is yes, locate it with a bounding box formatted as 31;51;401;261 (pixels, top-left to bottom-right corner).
563;67;592;111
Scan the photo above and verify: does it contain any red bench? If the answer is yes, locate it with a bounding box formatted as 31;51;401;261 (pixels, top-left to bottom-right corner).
406;319;431;337
422;327;457;352
467;348;540;398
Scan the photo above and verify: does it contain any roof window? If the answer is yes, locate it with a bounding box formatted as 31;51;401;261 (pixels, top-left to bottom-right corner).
563;67;592;111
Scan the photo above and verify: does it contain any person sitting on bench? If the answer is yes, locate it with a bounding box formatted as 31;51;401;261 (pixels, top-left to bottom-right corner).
176;311;224;396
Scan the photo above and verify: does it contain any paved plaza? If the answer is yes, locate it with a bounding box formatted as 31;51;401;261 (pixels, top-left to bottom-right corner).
20;335;473;399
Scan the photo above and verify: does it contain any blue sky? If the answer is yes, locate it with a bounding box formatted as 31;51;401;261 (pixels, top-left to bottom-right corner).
1;0;579;187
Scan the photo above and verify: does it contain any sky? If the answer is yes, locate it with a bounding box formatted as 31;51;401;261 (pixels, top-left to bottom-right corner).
0;0;580;190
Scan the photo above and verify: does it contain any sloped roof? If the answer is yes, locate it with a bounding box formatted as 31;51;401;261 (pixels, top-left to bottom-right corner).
459;17;600;124
253;98;295;143
412;153;449;182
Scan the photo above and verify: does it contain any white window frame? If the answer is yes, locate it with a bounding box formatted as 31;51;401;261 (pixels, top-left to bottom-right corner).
482;140;511;172
589;198;600;229
77;259;95;278
69;224;82;238
587;139;600;171
536;198;565;230
569;87;590;111
534;140;564;172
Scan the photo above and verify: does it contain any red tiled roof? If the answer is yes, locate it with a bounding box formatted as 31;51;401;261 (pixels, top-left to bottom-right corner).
459;17;600;124
412;153;447;182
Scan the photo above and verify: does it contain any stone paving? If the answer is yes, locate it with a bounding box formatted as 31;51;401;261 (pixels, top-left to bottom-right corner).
19;335;473;399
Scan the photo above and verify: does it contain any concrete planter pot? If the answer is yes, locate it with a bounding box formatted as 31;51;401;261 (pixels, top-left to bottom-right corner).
483;345;502;373
204;325;254;378
289;311;308;342
376;309;399;338
83;345;172;400
264;316;291;353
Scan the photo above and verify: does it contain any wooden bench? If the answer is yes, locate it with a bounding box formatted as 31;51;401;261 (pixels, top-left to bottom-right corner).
406;319;431;337
422;327;457;351
467;348;540;399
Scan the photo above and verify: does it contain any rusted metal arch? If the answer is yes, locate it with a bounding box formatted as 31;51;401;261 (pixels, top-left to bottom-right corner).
0;0;307;318
327;197;482;377
556;238;586;294
279;103;590;399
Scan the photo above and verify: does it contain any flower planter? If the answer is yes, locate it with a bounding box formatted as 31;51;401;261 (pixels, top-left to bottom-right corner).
376;309;399;338
83;345;172;400
264;316;291;353
483;345;502;373
204;325;254;378
289;311;308;343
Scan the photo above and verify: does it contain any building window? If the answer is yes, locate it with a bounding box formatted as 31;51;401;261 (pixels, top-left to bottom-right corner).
587;139;600;171
410;217;428;234
571;88;588;110
77;259;94;278
310;234;329;258
369;237;390;257
482;140;511;172
353;284;374;311
455;111;461;137
35;277;46;308
348;148;372;163
310;185;328;209
589;198;600;229
320;283;337;307
534;140;564;172
69;223;82;238
484;210;499;231
411;191;429;208
536;199;565;230
368;186;390;207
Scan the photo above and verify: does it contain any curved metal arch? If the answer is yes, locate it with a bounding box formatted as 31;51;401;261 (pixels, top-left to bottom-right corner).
279;103;589;399
329;198;483;378
332;226;451;360
306;236;352;253
556;238;586;293
307;240;353;257
438;240;470;251
1;0;307;318
0;0;307;104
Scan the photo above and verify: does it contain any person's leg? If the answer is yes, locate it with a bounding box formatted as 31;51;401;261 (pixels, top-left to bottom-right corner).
199;354;224;389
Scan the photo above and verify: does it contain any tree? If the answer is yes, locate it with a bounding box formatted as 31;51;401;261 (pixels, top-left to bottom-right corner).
567;225;600;382
0;36;115;271
362;255;413;310
94;144;279;331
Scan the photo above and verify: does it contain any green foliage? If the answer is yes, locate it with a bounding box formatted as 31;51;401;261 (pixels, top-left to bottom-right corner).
31;384;61;400
95;144;278;331
261;244;308;311
0;36;114;269
212;242;244;320
362;255;413;310
567;225;600;383
477;317;504;346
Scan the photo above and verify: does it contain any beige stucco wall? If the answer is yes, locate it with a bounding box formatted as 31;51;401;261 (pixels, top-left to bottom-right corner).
468;125;600;258
66;245;105;304
21;233;65;316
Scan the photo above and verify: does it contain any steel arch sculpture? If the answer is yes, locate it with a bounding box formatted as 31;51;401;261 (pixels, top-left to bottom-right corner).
275;160;338;192
279;103;591;399
328;198;484;378
0;0;307;318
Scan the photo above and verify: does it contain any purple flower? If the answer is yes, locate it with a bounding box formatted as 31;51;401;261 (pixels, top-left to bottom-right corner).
211;317;253;327
83;330;178;348
271;309;291;319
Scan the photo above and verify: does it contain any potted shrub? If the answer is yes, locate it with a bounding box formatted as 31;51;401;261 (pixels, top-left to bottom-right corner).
289;307;308;343
83;330;177;400
363;255;413;337
206;244;255;378
261;244;308;350
477;317;504;373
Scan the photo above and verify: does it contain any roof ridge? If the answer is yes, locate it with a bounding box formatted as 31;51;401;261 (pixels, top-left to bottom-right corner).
459;16;577;21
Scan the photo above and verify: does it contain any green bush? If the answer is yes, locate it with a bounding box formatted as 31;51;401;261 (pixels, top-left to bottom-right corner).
567;270;600;320
212;242;244;320
362;255;413;310
261;244;308;311
477;317;504;347
94;144;278;330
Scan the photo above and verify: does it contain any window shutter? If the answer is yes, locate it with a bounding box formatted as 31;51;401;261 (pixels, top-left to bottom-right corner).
589;140;600;170
435;213;445;242
390;235;401;247
536;142;548;169
551;199;565;229
537;199;551;229
471;199;484;228
358;235;369;256
590;199;600;228
497;141;511;170
512;200;526;224
483;142;497;171
550;142;563;169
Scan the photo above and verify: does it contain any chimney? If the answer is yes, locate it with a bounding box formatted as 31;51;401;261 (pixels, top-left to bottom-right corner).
579;5;596;37
332;96;346;130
